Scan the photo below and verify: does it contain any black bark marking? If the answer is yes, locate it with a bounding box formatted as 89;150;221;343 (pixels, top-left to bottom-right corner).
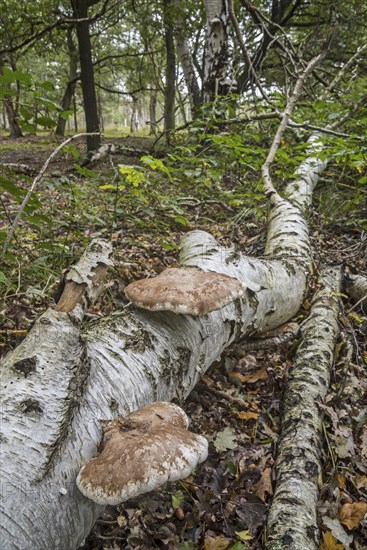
34;343;91;482
18;398;43;414
13;356;37;377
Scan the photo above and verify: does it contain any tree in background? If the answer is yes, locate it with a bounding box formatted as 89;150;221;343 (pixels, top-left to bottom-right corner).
71;0;101;153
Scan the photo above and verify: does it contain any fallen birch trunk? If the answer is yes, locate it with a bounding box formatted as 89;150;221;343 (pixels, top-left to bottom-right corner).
344;273;367;311
0;139;326;549
265;267;341;550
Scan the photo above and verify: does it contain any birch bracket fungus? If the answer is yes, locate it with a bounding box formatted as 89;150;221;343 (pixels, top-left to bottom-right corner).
76;402;208;505
124;267;246;315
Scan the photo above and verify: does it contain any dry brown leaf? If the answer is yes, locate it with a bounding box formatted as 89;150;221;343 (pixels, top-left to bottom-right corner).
360;424;367;458
229;366;268;384
320;531;344;550
255;467;273;502
204;535;231;549
339;502;367;530
337;474;346;490
236;411;259;421
356;474;367;489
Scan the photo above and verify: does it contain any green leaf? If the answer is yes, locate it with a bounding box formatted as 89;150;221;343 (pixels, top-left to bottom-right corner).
62;145;80;159
19;106;33;121
0;271;10;285
226;459;237;476
236;530;253;542
0;175;24;198
19;121;36;133
34;96;59;112
74;165;97;178
13;70;32;85
38;80;54;92
99;184;117;190
25;213;52;225
37;115;56;129
171;490;184;509
59;109;74;120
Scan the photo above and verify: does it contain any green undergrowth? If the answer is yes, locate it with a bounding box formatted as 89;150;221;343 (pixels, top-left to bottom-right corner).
0;109;366;308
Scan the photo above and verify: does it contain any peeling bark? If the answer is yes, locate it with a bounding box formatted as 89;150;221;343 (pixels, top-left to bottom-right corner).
55;239;113;314
265;268;341;550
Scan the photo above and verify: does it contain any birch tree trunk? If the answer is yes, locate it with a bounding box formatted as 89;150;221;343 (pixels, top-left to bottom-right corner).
175;2;201;113
265;267;341;549
0;138;327;549
203;0;231;103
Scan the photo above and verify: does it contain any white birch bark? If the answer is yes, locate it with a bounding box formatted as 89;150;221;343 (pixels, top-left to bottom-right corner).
345;273;367;310
0;138;327;549
176;33;201;112
202;0;231;102
265;268;341;549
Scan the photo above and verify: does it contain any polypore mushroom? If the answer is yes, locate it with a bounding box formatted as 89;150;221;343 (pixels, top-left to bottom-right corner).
124;267;246;315
76;402;208;505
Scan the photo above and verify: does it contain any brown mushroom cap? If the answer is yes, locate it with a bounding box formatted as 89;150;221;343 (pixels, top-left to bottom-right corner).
124;267;246;315
76;402;208;505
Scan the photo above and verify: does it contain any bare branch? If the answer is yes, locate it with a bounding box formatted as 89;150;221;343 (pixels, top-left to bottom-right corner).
261;53;325;200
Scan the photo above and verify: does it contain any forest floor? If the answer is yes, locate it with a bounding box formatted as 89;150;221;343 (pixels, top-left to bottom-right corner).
0;135;367;549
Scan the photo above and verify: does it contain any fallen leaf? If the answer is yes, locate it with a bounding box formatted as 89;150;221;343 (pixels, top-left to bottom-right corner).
335;433;356;458
323;517;353;547
255;467;273;502
360;425;367;458
116;515;126;527
337;474;346;490
356;474;367;489
339;502;367;530
204;535;231;549
229;366;268;384
172;490;184;509
236;411;259;421
235;530;253;542
320;531;344;550
214;427;238;452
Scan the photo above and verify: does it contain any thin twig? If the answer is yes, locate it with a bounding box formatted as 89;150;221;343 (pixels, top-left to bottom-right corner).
228;0;276;106
320;42;367;100
261;52;326;200
1;133;99;261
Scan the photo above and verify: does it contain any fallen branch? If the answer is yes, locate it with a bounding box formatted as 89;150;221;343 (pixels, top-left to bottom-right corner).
265;267;341;549
345;273;367;312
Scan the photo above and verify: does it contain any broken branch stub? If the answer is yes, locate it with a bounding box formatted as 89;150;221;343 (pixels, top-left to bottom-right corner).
124;267;246;315
76;402;208;505
55;239;113;314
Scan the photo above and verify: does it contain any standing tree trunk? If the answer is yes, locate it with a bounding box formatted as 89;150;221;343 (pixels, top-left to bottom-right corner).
0;62;23;137
203;0;231;103
71;0;101;154
148;89;157;134
163;0;176;134
55;28;78;137
3;96;23;137
130;95;139;133
175;2;201;114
